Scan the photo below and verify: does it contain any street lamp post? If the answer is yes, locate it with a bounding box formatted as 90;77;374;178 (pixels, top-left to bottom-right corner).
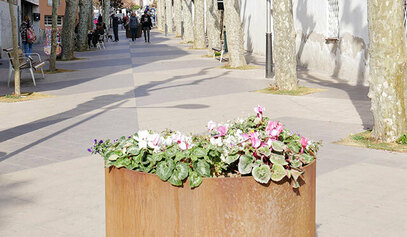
265;0;273;78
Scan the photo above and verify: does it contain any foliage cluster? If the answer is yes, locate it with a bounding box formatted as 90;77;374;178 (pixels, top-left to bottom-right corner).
89;106;320;188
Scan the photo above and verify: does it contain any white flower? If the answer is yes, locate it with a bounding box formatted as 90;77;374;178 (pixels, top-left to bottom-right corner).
138;139;147;149
210;137;223;146
207;120;217;130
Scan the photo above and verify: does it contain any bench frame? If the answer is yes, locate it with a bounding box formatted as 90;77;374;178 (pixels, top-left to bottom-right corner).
3;48;45;87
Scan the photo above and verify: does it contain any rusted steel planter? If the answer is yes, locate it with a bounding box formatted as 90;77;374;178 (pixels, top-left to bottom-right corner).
105;161;316;237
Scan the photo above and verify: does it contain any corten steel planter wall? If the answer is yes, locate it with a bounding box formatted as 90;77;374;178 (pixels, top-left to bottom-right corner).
105;161;316;237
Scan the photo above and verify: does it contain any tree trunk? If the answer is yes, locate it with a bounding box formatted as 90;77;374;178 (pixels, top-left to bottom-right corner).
193;0;205;48
174;0;182;37
8;0;20;96
89;0;94;30
223;0;246;67
272;0;298;90
61;0;79;60
157;0;162;31
49;0;58;71
182;0;194;42
104;0;111;29
166;0;174;33
160;0;166;31
367;0;407;142
77;0;91;51
206;0;221;56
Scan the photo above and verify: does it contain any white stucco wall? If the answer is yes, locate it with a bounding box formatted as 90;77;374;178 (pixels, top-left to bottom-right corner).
240;0;369;84
0;1;21;58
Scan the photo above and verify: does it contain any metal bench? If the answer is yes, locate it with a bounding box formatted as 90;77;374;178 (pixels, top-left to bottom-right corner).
3;48;45;87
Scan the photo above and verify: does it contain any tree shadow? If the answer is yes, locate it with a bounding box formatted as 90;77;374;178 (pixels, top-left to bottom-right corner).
298;69;372;129
296;0;316;63
0;66;228;162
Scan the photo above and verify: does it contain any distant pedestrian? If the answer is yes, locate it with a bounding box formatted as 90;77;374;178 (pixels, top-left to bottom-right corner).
111;13;119;42
20;15;35;57
129;12;139;42
141;11;152;43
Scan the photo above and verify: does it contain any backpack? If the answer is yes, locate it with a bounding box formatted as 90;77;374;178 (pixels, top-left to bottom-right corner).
27;28;37;43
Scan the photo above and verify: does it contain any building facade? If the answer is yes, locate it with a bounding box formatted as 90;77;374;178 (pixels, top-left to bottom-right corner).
0;0;20;58
240;0;370;85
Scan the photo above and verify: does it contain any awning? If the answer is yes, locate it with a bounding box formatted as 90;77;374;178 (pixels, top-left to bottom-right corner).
23;0;39;6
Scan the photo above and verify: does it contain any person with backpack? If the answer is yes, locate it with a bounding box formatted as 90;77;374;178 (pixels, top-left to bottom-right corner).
129;12;139;42
20;15;36;57
141;11;153;43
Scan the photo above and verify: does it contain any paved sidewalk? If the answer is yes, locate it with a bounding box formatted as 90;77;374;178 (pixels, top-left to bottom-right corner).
0;29;406;236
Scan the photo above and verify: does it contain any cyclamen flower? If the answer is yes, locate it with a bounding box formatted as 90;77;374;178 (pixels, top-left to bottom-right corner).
207;120;217;131
266;121;284;138
300;136;309;154
254;105;265;119
210;137;223;146
217;126;228;137
250;131;261;148
244;131;261;148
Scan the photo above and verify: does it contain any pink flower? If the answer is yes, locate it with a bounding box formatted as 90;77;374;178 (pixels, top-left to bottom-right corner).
217;126;228;137
207;121;217;131
300;136;308;153
254;105;265;119
242;133;251;141
266;121;284;138
250;131;261;148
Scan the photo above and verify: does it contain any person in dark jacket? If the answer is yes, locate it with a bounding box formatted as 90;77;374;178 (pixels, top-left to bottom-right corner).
111;13;119;42
129;12;139;42
92;23;105;47
141;11;153;43
20;15;32;57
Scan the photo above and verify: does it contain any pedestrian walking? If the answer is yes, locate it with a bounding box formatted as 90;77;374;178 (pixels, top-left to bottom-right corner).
111;13;119;42
129;12;139;42
20;15;35;57
141;11;153;43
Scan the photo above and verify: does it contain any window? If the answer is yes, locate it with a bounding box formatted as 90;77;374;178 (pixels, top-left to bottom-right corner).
48;0;61;6
327;0;339;39
44;16;63;26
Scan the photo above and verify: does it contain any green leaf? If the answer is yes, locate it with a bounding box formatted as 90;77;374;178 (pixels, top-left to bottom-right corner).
174;162;189;180
288;141;301;153
290;169;303;181
156;160;175;181
152;152;164;162
224;154;240;164
292;179;300;188
175;152;186;162
168;173;182;186
270;164;286;182
193;147;207;158
107;152;120;161
269;154;288;165
164;147;178;158
115;158;131;168
252;165;271;184
258;146;272;156
290;157;302;168
189;171;202;188
253;159;263;167
126;146;140;155
194;159;211;177
238;155;253;175
272;141;285;153
302;153;314;164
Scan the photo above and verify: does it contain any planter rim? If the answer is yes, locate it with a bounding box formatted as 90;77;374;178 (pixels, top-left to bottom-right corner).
108;160;316;182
